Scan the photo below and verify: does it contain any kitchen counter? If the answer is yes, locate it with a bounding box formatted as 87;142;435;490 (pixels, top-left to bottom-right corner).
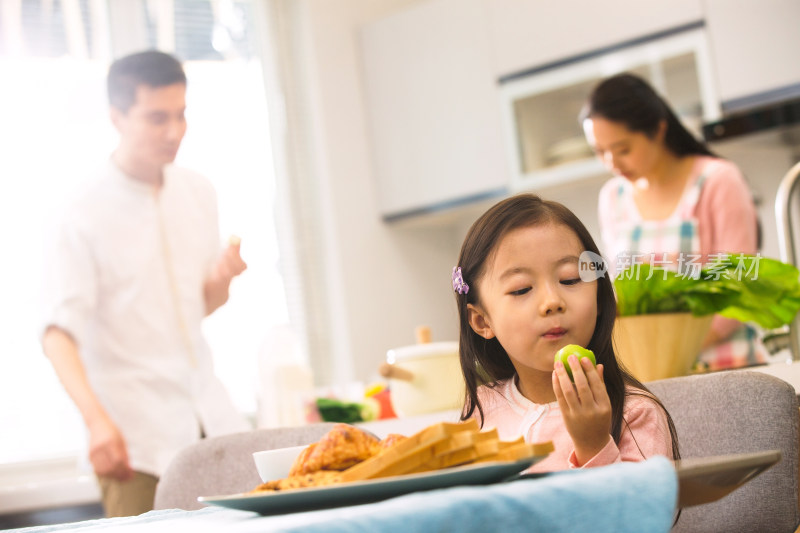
356;409;461;438
0;456;100;517
737;358;800;394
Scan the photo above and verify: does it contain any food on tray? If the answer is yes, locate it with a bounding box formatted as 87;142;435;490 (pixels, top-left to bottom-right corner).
288;423;383;476
378;433;408;451
254;470;344;491
251;420;553;494
253;424;405;493
554;344;596;380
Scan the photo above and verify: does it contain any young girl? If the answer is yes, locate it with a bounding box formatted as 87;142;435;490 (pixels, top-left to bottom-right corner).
581;72;764;371
454;193;679;472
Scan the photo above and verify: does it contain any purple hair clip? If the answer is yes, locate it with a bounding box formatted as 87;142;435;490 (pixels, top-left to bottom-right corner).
452;266;469;295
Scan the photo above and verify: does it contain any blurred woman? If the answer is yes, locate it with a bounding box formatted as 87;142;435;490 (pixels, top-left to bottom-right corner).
581;72;764;371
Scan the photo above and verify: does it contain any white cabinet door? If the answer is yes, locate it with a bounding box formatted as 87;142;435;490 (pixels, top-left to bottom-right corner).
703;0;800;108
499;27;719;193
486;0;704;78
361;0;508;219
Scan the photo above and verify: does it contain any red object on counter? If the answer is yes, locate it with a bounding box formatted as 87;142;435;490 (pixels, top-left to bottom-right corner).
373;388;397;419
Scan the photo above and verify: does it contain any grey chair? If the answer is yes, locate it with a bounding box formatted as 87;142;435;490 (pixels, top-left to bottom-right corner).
153;423;338;511
648;371;800;533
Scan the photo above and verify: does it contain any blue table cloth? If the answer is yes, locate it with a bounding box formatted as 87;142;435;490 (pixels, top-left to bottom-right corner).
12;456;678;533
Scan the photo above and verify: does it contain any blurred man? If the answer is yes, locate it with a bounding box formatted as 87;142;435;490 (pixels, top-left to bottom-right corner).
40;50;251;517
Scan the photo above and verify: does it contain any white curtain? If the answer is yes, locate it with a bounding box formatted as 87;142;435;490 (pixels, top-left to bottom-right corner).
252;0;337;386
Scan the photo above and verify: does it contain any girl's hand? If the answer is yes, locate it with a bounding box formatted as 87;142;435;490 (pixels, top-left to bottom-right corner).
553;355;612;466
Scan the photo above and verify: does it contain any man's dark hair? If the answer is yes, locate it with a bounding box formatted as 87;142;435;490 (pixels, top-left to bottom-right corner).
107;50;186;112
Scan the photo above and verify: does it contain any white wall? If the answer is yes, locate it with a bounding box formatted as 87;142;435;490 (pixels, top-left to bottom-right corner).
294;0;799;386
711;134;798;261
299;0;462;385
293;0;621;387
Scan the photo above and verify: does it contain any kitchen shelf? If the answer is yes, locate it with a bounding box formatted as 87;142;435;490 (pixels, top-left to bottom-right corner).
381;189;507;230
512;159;608;194
500;26;719;193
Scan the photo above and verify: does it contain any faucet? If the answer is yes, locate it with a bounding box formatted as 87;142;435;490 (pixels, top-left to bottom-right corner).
774;161;800;361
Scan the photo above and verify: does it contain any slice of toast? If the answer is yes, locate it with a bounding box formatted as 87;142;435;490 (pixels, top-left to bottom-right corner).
431;428;478;456
497;436;525;449
339;419;479;482
476;440;554;463
415;435;503;472
473;427;499;443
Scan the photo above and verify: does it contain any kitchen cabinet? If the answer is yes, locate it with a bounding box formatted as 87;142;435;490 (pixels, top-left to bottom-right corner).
360;0;508;220
485;0;704;79
500;26;720;192
703;0;800;110
361;0;796;220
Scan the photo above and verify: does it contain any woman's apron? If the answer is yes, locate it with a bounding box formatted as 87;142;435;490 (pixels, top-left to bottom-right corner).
608;165;766;371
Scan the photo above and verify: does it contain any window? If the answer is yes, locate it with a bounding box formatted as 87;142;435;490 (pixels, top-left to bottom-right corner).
0;0;291;464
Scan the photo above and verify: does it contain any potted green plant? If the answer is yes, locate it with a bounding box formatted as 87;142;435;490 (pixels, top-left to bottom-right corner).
612;254;800;382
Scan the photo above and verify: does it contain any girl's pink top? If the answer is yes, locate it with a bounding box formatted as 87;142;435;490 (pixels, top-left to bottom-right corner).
474;378;672;472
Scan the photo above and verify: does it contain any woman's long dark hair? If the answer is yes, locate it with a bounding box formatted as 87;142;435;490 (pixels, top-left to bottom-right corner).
583;73;761;252
580;72;714;158
455;193;679;461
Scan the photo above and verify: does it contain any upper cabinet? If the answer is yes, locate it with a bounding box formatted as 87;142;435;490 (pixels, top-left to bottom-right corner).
484;0;704;78
702;0;800;109
360;0;799;220
500;27;720;192
360;0;508;220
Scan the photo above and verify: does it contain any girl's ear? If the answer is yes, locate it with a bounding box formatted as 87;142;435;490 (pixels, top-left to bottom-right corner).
467;303;495;339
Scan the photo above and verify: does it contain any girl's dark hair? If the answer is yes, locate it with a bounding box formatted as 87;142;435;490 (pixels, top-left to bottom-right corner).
455;193;679;461
580;72;714;158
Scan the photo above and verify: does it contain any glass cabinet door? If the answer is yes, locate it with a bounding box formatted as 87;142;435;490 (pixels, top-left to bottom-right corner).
500;27;720;192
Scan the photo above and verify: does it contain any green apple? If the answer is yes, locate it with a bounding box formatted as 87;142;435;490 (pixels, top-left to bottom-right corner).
554;344;596;381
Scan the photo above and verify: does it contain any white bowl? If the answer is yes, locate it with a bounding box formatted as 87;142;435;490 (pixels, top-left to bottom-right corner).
252;445;307;483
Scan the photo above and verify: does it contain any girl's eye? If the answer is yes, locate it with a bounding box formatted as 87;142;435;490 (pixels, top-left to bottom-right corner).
561;278;582;286
510;287;531;296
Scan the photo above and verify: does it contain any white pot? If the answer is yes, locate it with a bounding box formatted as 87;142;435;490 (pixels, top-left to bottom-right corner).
382;341;464;417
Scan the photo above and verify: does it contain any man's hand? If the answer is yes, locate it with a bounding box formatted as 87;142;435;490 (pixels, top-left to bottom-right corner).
42;327;134;480
215;236;248;281
204;235;247;314
88;412;134;481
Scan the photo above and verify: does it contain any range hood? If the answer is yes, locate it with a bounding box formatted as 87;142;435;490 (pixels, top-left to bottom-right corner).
702;95;800;143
